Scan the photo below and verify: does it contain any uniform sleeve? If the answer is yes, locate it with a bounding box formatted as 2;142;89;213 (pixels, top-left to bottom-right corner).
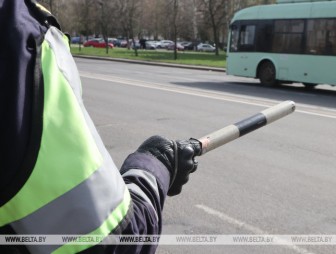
117;152;171;253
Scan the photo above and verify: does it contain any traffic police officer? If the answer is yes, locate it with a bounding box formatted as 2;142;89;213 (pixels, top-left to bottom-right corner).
0;0;202;253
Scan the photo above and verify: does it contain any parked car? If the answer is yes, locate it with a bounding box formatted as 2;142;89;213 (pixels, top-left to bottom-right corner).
108;38;121;47
167;42;184;51
197;43;215;52
119;39;128;47
71;36;82;44
157;40;174;49
154;41;162;48
181;41;195;50
83;38;114;48
145;41;157;50
131;40;141;49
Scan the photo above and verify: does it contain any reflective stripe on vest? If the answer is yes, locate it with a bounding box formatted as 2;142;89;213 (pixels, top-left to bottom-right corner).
0;27;131;253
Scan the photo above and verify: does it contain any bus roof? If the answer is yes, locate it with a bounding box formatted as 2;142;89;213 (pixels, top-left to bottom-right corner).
231;0;336;23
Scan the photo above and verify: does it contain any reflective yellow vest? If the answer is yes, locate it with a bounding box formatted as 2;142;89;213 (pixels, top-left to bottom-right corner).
0;2;131;253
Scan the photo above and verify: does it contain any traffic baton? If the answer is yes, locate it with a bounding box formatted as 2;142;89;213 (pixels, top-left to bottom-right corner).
197;100;296;155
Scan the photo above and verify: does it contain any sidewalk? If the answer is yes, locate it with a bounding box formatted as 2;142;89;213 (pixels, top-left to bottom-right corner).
73;54;226;73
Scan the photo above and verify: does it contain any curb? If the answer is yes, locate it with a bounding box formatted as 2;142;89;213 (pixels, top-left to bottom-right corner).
73;55;226;73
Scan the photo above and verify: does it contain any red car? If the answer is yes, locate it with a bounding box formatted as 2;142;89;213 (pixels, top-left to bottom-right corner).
83;39;114;48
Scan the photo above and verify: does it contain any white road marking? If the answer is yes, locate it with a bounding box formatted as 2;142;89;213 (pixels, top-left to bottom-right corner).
196;204;316;254
79;71;336;119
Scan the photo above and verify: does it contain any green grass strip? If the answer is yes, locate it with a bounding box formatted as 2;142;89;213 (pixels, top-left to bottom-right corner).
71;46;226;68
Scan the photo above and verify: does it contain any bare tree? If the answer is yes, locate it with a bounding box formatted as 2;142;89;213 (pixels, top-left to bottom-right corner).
165;0;186;59
80;0;96;38
115;0;141;56
199;0;227;55
172;0;179;59
137;0;162;40
97;0;115;54
68;0;96;47
174;0;199;42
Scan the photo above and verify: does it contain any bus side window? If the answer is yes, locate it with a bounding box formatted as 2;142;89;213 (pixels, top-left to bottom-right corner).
306;19;336;56
256;21;273;52
272;20;304;54
325;31;335;55
238;25;256;52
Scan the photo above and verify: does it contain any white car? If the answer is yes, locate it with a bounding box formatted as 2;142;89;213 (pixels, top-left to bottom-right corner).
157;40;174;49
197;43;216;52
145;41;157;49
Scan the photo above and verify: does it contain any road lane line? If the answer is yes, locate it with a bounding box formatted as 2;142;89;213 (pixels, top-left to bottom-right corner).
79;72;336;119
196;204;315;254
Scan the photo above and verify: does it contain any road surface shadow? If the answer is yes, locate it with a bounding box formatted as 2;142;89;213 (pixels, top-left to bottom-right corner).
171;81;336;109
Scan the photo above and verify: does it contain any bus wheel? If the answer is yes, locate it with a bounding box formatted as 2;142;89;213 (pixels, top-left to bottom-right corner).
258;61;277;86
303;83;317;89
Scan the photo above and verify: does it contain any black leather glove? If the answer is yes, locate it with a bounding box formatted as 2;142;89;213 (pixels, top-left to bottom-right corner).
137;135;202;196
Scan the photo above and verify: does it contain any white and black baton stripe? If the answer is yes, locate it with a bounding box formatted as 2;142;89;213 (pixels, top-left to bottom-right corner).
198;101;296;155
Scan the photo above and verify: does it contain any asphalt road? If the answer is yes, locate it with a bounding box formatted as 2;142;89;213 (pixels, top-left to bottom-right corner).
75;57;336;254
